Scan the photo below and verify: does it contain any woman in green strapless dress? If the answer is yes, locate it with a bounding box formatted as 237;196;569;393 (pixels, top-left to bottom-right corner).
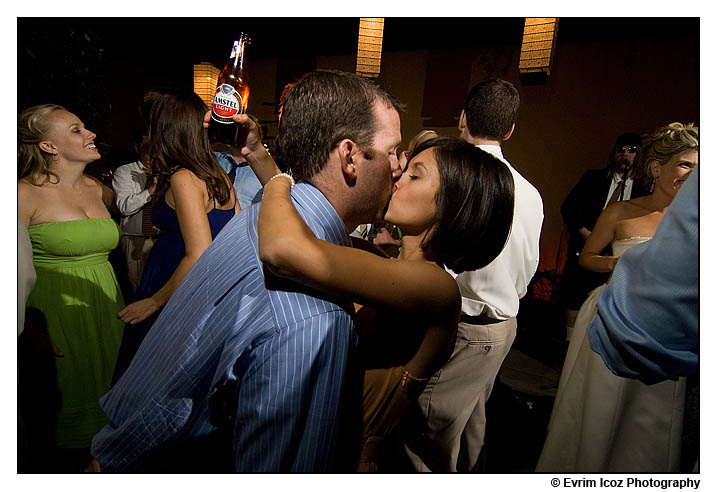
26;219;124;448
18;104;124;467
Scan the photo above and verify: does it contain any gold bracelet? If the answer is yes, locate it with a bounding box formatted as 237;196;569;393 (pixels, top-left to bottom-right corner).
266;172;295;188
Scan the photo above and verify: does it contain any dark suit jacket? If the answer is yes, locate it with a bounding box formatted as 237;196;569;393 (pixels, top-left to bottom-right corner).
561;168;649;256
558;168;649;308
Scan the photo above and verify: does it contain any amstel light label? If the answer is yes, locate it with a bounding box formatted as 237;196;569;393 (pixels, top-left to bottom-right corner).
211;84;244;124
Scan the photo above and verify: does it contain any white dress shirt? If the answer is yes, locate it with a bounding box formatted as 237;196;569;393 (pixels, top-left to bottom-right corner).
112;161;152;236
449;144;544;320
603;173;634;209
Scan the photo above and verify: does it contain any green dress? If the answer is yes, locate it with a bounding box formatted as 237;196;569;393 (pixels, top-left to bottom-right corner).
26;218;125;449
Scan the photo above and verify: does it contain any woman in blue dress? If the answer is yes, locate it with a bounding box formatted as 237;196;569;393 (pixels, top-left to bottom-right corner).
112;89;240;381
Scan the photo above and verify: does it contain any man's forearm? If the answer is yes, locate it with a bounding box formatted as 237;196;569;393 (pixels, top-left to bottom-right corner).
114;188;152;216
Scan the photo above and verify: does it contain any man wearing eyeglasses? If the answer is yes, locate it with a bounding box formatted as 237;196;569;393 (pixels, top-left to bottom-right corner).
557;132;649;341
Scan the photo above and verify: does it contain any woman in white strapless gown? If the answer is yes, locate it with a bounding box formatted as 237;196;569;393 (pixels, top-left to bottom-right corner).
536;123;698;472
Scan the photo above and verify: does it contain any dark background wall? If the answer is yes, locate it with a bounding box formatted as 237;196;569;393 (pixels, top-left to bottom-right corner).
17;17;699;273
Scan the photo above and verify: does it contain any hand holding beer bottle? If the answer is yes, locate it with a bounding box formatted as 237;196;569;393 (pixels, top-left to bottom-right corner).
206;33;280;183
204;111;280;185
209;33;250;145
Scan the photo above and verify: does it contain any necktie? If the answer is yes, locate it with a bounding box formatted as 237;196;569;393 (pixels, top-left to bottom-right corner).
607;179;625;206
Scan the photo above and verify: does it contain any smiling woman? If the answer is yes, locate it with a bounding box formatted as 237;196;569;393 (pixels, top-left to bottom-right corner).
537;123;699;472
17;104;125;469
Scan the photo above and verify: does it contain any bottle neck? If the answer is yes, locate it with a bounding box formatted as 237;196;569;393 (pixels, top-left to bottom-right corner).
228;39;246;71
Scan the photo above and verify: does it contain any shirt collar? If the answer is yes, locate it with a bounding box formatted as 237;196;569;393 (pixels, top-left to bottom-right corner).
476;143;504;161
292;183;352;247
612;173;633;184
215;151;248;168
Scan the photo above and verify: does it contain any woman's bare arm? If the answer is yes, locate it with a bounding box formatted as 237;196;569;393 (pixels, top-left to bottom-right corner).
579;203;621;272
118;170;213;324
18;180;37;227
231;186;241;214
258;177;460;315
98;179;116;212
243;146;281;186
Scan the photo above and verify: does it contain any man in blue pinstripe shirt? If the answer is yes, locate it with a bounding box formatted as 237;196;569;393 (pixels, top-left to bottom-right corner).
89;70;404;472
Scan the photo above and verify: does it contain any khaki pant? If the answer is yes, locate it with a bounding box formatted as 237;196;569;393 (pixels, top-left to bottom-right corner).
403;317;517;472
120;235;156;295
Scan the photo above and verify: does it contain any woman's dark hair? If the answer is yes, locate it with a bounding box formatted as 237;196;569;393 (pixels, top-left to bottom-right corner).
140;88;231;206
411;136;514;273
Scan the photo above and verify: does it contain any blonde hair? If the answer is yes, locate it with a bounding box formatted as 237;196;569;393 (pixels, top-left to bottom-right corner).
645;122;698;173
18;104;66;185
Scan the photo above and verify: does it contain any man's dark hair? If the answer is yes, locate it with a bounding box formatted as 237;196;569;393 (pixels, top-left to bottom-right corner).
614;132;642;149
278;70;403;182
607;132;641;171
463;78;520;142
411;136;515;273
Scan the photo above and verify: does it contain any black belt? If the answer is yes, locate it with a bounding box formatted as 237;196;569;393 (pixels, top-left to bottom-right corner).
460;313;504;325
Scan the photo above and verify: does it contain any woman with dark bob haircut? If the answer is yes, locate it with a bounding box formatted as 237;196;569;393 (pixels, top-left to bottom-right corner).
258;135;514;471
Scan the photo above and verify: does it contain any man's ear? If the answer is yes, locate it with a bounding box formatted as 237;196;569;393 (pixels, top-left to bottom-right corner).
337;139;359;181
458;110;467;133
502;123;515;142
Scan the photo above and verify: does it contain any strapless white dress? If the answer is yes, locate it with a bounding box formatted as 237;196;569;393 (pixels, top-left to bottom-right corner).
536;237;686;472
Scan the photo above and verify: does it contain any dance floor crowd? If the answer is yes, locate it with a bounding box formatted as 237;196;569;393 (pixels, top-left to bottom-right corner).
18;70;698;473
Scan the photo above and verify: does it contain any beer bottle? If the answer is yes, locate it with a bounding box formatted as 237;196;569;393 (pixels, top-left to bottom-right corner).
209;33;250;145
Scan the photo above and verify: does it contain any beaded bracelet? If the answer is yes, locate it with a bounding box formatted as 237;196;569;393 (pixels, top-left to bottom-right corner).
266;172;295;188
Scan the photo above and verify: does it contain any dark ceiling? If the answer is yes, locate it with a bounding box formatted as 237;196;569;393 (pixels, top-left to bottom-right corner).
18;17;698;67
16;16;698;154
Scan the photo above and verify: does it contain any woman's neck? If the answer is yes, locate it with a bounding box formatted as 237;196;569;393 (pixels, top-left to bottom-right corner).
48;159;87;187
642;189;673;213
398;234;430;263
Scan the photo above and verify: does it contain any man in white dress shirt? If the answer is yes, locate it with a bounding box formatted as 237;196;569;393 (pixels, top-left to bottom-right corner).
404;78;544;472
112;159;157;294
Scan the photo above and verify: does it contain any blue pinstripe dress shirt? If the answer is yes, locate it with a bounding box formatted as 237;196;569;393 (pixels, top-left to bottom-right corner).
91;183;355;472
